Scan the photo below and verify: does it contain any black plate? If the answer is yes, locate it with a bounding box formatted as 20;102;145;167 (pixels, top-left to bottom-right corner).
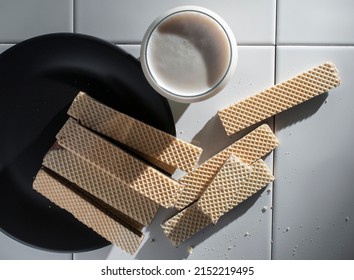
0;33;175;253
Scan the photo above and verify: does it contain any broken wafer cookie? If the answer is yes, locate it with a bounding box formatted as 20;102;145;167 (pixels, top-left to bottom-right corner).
33;169;143;255
56;118;183;208
218;62;341;135
162;203;211;247
196;155;252;224
162;159;274;246
68;92;202;173
43;146;159;226
226;159;275;212
175;124;278;210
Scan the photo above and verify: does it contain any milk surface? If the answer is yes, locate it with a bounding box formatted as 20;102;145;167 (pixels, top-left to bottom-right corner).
146;11;231;97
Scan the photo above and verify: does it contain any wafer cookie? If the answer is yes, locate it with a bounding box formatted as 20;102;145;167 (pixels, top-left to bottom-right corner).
162;203;211;247
196;155;252;224
175;124;278;210
162;159;273;246
56;118;182;208
218;62;340;135
226;159;274;211
68;92;202;173
43;146;159;226
33;169;143;255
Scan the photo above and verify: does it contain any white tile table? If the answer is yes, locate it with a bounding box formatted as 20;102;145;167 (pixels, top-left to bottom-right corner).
273;46;354;259
0;0;353;260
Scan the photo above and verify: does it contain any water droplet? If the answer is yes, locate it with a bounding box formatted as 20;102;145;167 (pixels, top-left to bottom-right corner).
150;238;155;243
262;206;268;213
300;224;303;228
244;232;250;237
316;226;320;230
227;247;231;251
267;188;272;194
187;246;194;254
285;227;290;232
345;216;349;223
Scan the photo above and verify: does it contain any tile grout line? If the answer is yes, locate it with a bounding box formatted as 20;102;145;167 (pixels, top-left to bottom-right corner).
270;0;279;261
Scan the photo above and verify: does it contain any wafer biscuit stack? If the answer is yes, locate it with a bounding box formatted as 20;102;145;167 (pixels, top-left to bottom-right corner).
175;124;278;210
33;169;143;254
34;117;186;253
33;92;189;254
162;159;274;246
42;147;159;226
56;118;183;208
218;62;340;135
68;92;202;173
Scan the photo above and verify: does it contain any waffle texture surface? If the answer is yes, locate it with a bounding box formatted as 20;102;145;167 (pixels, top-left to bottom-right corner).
33;169;143;255
227;159;274;211
56;118;182;208
43;147;159;226
68;92;202;173
175;124;278;210
218;62;341;135
162;203;212;247
196;155;252;223
162;159;274;246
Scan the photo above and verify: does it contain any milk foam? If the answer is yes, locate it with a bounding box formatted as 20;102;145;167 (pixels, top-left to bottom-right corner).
146;11;231;97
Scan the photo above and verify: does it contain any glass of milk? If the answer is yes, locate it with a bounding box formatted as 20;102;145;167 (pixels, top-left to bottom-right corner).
141;6;237;103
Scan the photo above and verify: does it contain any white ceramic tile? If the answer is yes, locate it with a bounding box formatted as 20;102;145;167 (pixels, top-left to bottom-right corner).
75;0;276;44
74;46;275;260
0;44;14;53
0;231;72;260
277;0;354;45
273;46;354;259
116;44;140;58
0;0;73;43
